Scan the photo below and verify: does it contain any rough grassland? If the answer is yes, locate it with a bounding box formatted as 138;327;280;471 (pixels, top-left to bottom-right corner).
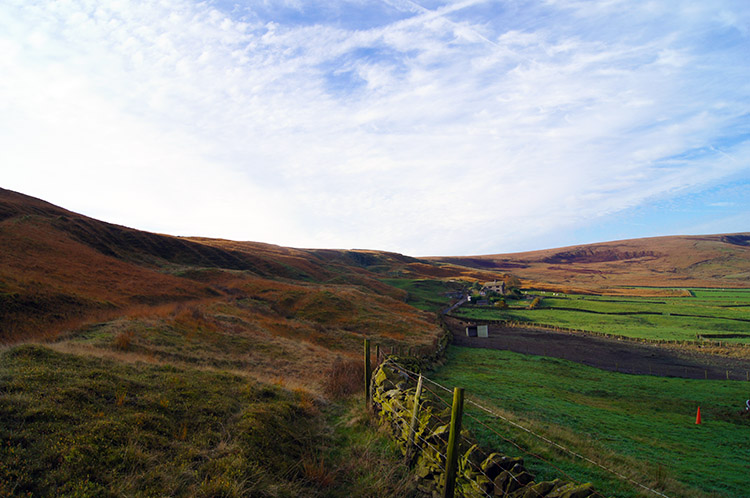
0;345;418;498
0;345;321;497
431;346;750;498
380;278;461;312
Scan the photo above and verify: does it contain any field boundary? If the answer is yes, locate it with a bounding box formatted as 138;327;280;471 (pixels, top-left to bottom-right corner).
371;359;603;498
445;314;750;350
371;358;672;498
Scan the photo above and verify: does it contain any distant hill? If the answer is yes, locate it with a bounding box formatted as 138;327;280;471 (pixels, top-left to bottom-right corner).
431;234;750;291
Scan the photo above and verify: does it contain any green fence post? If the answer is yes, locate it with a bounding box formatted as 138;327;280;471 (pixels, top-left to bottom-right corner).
443;387;465;498
364;338;371;408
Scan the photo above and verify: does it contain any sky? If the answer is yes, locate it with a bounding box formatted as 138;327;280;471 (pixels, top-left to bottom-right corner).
1;0;749;256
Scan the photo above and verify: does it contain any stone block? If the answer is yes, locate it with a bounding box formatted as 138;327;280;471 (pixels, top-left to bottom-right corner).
482;453;526;480
518;479;562;497
504;470;534;494
546;482;595;498
493;470;511;495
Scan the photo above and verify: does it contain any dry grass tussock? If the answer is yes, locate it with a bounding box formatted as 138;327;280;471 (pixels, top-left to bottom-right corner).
322;356;364;399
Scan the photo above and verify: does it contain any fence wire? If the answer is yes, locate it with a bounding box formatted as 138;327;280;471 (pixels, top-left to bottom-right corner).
377;371;495;497
386;360;672;498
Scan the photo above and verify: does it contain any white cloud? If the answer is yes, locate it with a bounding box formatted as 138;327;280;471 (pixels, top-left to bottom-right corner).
1;0;749;255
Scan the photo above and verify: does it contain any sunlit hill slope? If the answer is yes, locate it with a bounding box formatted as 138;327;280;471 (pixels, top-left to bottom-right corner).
1;187;462;386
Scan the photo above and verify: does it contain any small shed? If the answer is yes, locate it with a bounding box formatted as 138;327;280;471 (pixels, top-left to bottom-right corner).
466;324;489;338
477;324;488;338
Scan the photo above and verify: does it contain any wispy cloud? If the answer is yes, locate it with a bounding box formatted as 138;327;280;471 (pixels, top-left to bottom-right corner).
1;0;748;255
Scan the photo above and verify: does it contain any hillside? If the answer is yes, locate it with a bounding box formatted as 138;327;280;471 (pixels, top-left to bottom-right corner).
1;188;468;495
431;234;750;292
0;188;464;384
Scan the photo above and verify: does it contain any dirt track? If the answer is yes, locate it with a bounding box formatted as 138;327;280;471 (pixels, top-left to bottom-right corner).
445;317;750;381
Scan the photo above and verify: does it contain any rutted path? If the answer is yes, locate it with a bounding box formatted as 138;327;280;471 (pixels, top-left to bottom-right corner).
445;316;750;381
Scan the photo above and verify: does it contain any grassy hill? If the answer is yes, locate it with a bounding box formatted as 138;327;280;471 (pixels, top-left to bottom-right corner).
431;234;750;292
0;188;503;351
1;188;473;496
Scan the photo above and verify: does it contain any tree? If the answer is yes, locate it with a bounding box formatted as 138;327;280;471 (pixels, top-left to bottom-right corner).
505;275;521;291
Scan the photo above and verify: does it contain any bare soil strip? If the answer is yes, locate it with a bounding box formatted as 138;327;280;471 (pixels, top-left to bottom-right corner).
445;317;750;381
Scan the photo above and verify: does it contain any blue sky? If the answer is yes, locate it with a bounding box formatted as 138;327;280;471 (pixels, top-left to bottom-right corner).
1;0;749;256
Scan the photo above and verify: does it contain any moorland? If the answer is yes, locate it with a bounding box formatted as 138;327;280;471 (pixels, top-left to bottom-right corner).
1;186;749;497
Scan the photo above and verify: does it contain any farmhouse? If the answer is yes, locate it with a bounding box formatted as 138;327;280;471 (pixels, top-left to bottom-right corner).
482;280;505;295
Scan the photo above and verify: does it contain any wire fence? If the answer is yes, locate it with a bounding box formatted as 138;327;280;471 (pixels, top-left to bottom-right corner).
392;362;558;497
377;358;672;498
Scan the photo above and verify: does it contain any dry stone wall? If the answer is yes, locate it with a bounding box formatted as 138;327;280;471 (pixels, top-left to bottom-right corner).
371;362;599;498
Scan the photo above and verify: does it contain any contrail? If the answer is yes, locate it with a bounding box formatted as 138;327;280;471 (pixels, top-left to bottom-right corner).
381;0;500;47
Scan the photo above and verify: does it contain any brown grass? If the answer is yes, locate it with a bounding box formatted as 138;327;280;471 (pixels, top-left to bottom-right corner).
322;357;364;399
301;457;338;488
113;330;134;351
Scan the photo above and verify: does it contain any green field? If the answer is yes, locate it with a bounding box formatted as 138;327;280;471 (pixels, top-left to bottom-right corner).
430;346;750;498
453;288;750;343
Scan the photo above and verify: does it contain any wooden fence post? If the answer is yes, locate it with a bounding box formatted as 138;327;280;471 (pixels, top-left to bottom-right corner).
364;338;371;408
375;344;381;365
407;374;424;454
444;387;465;498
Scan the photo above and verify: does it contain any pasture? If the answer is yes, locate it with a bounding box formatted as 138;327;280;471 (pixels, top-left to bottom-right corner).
430;346;750;498
453;288;750;343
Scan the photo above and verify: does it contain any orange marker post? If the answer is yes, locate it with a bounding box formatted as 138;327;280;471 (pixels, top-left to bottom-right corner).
695;406;702;425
